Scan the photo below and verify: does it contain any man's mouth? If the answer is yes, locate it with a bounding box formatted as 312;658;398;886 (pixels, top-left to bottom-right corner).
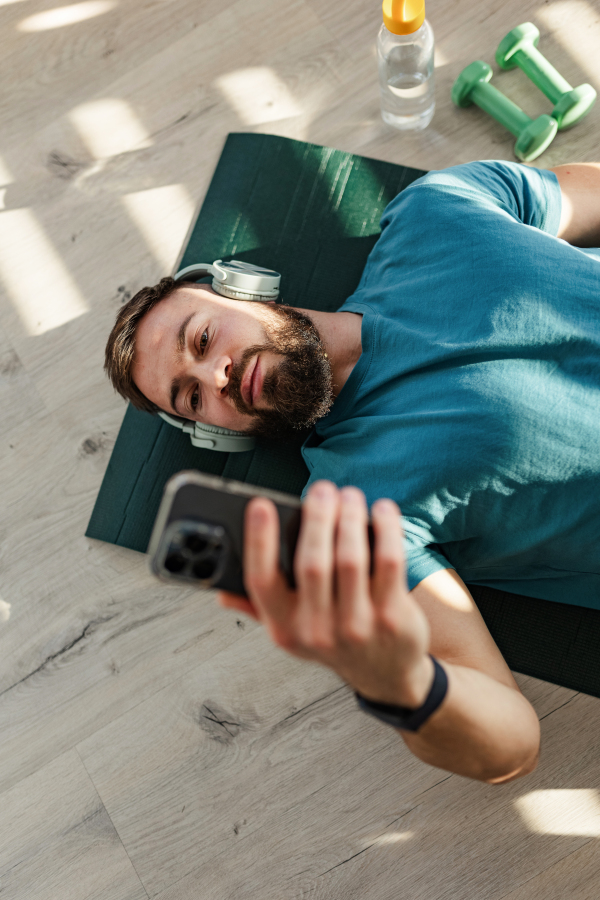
241;354;262;407
251;356;264;405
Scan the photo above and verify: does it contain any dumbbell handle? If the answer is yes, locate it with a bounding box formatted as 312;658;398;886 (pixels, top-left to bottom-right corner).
471;81;531;137
511;45;572;104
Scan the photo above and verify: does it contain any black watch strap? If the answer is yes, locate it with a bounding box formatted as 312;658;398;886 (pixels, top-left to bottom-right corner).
355;656;448;732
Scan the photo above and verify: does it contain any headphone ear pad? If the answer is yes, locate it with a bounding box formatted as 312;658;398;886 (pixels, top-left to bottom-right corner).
212;283;274;302
158;410;256;453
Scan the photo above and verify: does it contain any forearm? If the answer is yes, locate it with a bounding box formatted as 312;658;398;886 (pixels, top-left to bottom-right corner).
552;163;600;246
400;660;540;783
231;486;540;786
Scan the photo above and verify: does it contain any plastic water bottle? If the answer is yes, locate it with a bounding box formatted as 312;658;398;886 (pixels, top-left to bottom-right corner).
377;0;435;131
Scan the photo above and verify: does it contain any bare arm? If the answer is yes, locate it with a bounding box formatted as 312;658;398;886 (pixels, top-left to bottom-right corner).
551;163;600;246
218;482;540;784
404;568;539;782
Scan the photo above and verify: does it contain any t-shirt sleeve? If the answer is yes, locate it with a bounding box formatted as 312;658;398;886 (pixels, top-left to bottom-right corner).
402;518;455;592
300;479;453;592
394;160;562;236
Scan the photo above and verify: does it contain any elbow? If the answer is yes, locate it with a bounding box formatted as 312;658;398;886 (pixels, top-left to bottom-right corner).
483;747;540;785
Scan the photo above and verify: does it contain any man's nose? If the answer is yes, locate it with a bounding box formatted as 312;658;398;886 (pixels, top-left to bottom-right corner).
210;355;231;394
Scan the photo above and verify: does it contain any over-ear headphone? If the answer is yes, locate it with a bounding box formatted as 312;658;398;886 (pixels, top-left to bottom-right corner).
157;260;282;452
174;259;280;302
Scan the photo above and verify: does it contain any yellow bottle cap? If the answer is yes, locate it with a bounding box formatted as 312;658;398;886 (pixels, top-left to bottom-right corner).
382;0;425;35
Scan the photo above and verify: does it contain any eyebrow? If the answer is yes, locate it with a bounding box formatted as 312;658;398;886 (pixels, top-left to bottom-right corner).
170;377;182;414
177;313;194;353
170;313;194;413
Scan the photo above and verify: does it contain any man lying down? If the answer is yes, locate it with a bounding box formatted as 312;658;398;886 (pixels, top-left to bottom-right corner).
104;160;600;784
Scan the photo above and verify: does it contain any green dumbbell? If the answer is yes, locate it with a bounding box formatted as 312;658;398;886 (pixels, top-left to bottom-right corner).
452;61;557;162
496;23;596;130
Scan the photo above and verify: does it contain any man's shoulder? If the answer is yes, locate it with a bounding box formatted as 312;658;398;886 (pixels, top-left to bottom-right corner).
385;159;559;236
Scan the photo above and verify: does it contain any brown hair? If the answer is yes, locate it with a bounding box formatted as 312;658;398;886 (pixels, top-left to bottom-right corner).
104;276;179;413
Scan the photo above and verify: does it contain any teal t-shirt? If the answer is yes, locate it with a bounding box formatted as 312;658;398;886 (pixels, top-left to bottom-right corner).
301;161;600;609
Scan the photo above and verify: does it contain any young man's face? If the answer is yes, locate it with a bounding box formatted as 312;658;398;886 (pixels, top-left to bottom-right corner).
132;285;333;438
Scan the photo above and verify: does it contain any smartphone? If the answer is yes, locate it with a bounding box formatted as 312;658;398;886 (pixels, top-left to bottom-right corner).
148;471;302;596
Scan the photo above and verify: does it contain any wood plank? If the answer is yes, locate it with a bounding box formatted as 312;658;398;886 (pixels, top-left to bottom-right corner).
78;626;442;897
78;628;593;900
0;749;148;900
0;387;256;794
154;689;600;900
499;839;600;900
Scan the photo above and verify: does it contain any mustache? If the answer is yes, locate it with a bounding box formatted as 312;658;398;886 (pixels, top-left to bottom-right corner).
228;343;273;417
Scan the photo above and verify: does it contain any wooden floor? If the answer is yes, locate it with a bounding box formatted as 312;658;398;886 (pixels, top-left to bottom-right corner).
1;0;600;896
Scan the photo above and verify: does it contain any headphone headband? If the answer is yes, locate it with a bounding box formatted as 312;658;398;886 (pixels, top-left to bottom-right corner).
174;259;280;302
159;259;281;452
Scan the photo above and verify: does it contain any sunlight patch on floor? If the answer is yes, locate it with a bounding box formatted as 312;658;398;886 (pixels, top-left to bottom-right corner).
69;98;152;159
515;788;600;836
537;1;600;86
0;156;13;187
18;0;116;32
0;597;11;623
369;831;414;845
0;208;88;335
122;184;195;271
434;46;450;67
0;154;13;209
215;67;303;125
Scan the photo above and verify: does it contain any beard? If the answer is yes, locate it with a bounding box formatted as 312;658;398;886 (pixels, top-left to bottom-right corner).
227;304;334;440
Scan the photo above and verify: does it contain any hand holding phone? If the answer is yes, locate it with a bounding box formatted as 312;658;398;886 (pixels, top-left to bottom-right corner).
219;481;433;709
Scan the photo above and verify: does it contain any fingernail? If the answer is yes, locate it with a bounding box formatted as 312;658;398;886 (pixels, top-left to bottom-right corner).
313;481;334;499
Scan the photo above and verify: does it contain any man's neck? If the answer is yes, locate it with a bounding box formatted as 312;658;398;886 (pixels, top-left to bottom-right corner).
298;309;363;397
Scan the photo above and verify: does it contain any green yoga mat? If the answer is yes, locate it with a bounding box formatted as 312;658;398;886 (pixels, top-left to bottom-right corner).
88;132;600;698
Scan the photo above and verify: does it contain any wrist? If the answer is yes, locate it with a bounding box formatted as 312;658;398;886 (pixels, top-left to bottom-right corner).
356;657;448;733
394;654;436;709
356;654;435;709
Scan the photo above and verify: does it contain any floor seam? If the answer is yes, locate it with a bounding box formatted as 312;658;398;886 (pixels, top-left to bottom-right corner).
76;745;151;900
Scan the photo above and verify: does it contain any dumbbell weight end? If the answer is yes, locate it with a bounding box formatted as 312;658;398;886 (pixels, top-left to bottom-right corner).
452;61;557;161
497;23;596;129
552;84;596;130
514;114;557;162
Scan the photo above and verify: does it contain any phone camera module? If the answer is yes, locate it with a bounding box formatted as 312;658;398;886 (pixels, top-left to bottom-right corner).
161;520;227;585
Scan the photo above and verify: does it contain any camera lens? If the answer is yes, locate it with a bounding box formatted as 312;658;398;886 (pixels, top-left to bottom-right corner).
185;533;208;555
192;557;217;580
164;552;186;573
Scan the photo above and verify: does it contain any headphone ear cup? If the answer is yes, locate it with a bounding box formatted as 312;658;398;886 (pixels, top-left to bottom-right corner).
173;260;280;302
189;421;256;452
158;411;256;452
212;283;275;302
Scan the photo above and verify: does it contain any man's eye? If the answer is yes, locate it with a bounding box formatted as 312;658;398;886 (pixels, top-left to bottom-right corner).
191;389;199;410
199;330;209;352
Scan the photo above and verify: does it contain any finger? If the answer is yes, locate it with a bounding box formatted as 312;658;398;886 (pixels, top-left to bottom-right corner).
294;481;338;649
370;498;407;614
217;590;260;621
243;497;293;630
335;487;373;642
